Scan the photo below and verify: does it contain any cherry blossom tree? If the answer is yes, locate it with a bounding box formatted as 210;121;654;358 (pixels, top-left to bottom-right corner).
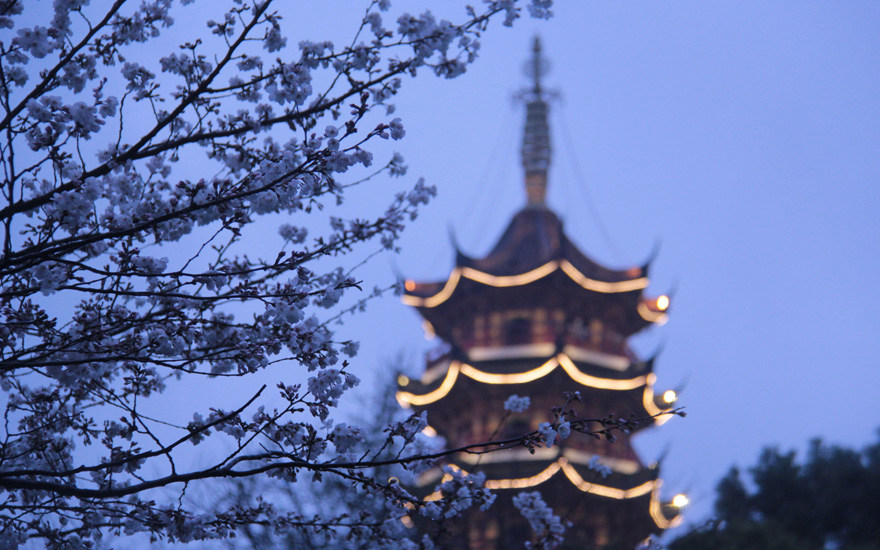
0;1;674;548
214;366;430;550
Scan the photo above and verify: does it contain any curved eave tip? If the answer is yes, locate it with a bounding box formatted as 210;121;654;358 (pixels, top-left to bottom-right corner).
648;339;666;361
390;259;404;282
672;374;689;397
641;238;662;271
665;278;680;300
447;223;460;253
454;250;474;268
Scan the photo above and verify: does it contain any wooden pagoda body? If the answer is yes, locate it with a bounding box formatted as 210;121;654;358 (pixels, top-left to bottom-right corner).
397;39;682;550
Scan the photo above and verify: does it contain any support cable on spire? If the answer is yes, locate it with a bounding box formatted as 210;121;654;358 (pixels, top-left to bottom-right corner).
455;107;517;252
555;103;628;264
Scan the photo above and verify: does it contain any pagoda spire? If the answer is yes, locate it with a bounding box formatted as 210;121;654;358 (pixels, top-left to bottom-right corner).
521;36;552;205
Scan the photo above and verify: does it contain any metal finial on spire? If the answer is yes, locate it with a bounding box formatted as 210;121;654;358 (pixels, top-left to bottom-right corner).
520;36;552;205
523;36;550;97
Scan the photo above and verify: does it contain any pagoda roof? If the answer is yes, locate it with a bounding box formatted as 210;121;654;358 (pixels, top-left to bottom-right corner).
396;351;675;427
456;205;645;282
401;207;667;316
414;448;683;530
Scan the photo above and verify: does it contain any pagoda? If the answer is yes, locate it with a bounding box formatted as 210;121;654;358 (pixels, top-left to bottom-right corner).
396;39;683;550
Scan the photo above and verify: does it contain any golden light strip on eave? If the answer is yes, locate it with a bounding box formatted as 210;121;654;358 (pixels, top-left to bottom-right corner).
484;461;562;490
459;357;559;384
638;301;669;325
396;361;461;407
558;260;649;293
401;268;462;308
397;354;655;408
460;262;558;287
559;458;657;499
424;459;659;500
649;480;684;529
557;354;648;390
402;261;650;308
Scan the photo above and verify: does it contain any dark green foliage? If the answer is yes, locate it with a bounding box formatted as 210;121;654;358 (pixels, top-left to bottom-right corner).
669;431;880;550
668;519;806;550
714;467;749;522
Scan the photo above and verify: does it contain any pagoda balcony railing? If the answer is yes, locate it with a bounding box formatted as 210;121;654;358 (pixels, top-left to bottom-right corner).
564;332;637;361
433;330;638;363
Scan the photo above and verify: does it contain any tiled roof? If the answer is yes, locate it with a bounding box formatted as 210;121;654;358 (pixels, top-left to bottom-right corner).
455;205;646;282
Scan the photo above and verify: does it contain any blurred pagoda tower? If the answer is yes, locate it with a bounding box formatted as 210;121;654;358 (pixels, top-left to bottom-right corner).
397;38;684;550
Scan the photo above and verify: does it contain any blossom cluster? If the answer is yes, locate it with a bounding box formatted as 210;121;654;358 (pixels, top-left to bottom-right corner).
504;394;531;413
419;468;496;521
512;491;566;549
